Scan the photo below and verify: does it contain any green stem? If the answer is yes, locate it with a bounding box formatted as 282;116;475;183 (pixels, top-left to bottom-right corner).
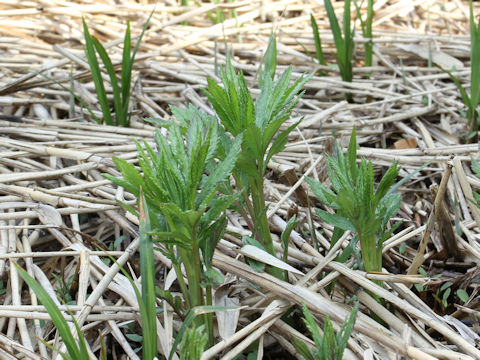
233;172;255;224
190;228;210;332
364;42;373;68
172;261;191;309
251;169;284;280
178;246;199;307
206;285;214;347
359;232;384;306
364;0;374;68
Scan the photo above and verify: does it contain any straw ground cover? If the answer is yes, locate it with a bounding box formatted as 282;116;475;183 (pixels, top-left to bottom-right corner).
1;1;480;359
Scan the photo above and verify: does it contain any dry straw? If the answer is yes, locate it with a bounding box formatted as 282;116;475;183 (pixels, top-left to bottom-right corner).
0;0;479;359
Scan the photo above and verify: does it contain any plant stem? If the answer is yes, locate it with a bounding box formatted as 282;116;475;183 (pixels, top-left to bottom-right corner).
364;0;374;68
178;247;199;305
189;231;204;313
190;229;211;333
206;285;214;347
251;171;284;280
173;260;191;309
233;173;256;227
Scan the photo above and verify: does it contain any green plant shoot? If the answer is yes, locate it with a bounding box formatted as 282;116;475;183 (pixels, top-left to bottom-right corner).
105;113;241;346
179;325;208;360
353;0;374;68
15;263;89;360
82;11;152;126
203;44;310;279
310;14;327;76
324;0;355;102
293;301;359;360
306;128;401;278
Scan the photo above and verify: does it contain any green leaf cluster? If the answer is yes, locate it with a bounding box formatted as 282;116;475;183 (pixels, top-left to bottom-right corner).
306;128;401;275
106;113;241;345
293;301;358;360
203;44;310;273
179;325;208;360
82;11;152;126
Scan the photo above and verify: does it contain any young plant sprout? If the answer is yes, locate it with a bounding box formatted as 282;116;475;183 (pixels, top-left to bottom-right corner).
306;128;401;279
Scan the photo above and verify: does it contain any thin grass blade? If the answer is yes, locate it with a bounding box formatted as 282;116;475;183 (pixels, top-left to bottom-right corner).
324;0;345;70
82;18;113;125
139;190;158;360
92;38;123;126
15;262;86;360
310;13;326;68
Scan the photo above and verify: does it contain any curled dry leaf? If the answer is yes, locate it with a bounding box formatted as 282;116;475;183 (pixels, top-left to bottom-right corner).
214;283;240;341
35;203;63;226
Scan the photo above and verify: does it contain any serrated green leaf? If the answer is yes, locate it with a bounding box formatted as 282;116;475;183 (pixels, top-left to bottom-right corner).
110;157;143;195
374;162;400;207
292;337;315;360
197;133;241;208
335;301;358;359
322;315;335;360
149;231;192;249
259;33;277;88
204;57;255;136
265;120;301;166
347;128;357;180
301;302;323;351
169;306;232;360
243;124;264;160
179;325;208;360
305;176;338;205
316;209;356;232
202;193;239;226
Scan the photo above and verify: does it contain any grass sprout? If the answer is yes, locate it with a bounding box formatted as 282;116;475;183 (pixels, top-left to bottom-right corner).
293;301;358;360
82;11;152;126
310;14;327;75
14;262;89;360
306;128;401;278
354;0;374;68
324;0;355;102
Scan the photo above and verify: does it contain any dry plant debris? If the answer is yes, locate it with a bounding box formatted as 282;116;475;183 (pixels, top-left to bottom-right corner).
0;0;479;359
